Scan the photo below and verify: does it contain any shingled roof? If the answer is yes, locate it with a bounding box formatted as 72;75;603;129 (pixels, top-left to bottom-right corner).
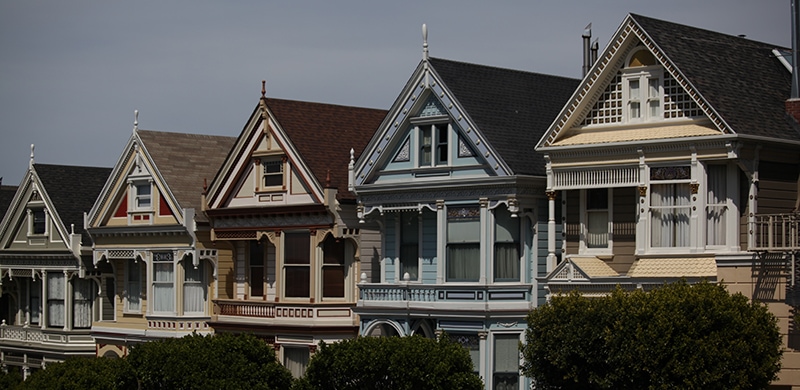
137;130;236;221
34;164;111;244
630;14;800;142
265;98;387;200
428;57;580;176
0;185;18;221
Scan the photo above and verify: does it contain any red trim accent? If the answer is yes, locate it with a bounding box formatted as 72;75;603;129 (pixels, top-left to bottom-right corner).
158;192;172;217
114;194;128;218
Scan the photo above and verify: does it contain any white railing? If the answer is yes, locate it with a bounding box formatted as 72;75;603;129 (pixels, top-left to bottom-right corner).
358;283;531;303
751;213;800;251
0;323;94;346
212;300;353;320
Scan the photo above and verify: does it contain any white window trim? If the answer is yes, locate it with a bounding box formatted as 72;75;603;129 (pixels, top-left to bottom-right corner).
27;208;48;237
579;188;613;255
700;162;740;253
182;260;206;316
131;180;153;212
256;156;286;193
150;252;177;315
622;66;662;123
644;166;694;254
412;117;451;168
123;259;142;314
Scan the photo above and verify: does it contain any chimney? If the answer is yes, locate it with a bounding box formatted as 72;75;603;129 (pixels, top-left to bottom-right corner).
787;0;800;121
582;23;592;77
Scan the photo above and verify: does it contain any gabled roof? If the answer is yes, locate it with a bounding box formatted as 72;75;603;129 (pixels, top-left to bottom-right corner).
539;13;800;149
34;164;111;243
428;58;580;176
137;130;236;220
265;98;387;200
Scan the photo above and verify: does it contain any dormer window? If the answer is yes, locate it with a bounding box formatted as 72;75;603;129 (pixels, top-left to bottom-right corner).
134;183;152;210
419;123;449;167
32;209;46;235
623;50;661;122
263;159;284;188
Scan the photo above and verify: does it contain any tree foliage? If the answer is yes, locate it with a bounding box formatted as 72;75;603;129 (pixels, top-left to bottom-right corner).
126;332;293;390
521;281;782;390
299;335;483;390
19;356;136;390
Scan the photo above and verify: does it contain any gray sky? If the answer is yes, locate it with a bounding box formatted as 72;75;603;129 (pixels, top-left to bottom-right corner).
0;1;789;186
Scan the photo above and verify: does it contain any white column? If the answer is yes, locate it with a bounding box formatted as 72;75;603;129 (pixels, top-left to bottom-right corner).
546;191;557;273
41;271;47;328
479;198;488;284
436;200;445;284
63;270;70;331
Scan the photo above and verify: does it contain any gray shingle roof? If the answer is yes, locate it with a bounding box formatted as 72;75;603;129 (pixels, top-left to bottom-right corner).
0;185;18;222
428;57;580;176
630;13;800;142
137;130;236;222
34;164;111;244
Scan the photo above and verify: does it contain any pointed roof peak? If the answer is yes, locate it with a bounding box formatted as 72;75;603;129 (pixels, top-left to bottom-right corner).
422;23;429;61
133;109;139;134
29;144;34;169
261;80;266;99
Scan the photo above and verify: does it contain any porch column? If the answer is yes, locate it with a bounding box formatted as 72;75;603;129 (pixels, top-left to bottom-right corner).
41;270;47;328
546;191;557;273
63;270;70;331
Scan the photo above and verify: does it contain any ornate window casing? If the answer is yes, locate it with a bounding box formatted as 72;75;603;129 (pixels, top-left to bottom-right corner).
152;251;175;314
647;166;692;251
28;208;47;236
446;205;481;282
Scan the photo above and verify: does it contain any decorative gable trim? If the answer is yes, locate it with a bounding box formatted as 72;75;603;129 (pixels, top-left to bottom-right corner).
353;61;510;188
538;15;732;149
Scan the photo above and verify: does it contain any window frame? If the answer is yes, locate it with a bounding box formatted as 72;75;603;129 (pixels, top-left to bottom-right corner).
580;188;613;254
133;182;153;211
72;278;94;329
492;333;521;390
124;259;142;314
261;157;285;190
705;163;730;249
249;241;265;298
151;252;175;314
622;66;662;123
182;260;206;315
493;205;521;282
415;119;450;168
283;232;311;299
446;205;481;283
321;235;346;299
46;272;65;328
398;212;420;282
30;208;46;236
647;166;693;252
29;278;41;325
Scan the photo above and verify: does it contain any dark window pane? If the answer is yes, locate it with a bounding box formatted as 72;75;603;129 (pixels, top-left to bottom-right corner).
285;267;310;297
285;233;309;264
322;266;345;298
250;267;264;297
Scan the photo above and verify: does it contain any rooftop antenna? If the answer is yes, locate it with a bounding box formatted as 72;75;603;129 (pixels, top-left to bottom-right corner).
422;23;429;61
133;109;139;134
29;144;34;169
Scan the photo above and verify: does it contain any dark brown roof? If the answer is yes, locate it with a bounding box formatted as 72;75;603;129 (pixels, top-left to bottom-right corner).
34;164;111;243
265;98;387;200
631;14;800;142
0;185;18;222
137;130;236;221
428;58;581;176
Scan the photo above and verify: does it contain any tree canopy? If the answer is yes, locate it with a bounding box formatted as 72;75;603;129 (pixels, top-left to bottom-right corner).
297;335;484;390
18;356;136;390
521;281;782;390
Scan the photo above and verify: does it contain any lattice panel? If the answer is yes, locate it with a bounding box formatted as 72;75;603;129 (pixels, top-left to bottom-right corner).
581;73;622;126
663;70;702;119
554;167;639;189
108;250;134;259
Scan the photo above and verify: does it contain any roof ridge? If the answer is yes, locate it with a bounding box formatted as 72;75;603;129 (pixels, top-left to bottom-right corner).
265;97;387;112
629;13;787;49
137;129;235;139
429;56;580;82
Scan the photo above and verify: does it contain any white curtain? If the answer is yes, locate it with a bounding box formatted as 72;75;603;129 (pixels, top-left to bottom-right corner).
494;206;520;281
447;245;480;281
284;347;309;378
30;279;41;325
153;263;174;312
47;273;65;327
651;183;691;247
73;279;94;328
127;260;141;312
706;165;727;246
493;334;520;390
587;211;609;248
183;261;205;314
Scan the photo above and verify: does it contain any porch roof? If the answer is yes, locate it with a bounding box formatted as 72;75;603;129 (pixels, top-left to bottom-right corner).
627;257;717;278
551;123;720;146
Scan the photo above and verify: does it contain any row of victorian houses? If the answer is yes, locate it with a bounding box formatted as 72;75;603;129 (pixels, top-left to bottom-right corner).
1;13;799;389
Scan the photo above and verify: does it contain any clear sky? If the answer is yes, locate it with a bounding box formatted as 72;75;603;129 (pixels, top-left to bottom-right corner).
0;1;790;186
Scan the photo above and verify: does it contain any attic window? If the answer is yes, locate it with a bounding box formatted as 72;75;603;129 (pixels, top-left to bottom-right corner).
31;209;46;235
262;158;284;188
134;183;152;210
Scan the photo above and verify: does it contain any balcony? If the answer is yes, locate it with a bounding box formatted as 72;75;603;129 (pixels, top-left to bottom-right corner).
357;283;533;314
0;323;95;352
211;299;357;328
750;213;800;252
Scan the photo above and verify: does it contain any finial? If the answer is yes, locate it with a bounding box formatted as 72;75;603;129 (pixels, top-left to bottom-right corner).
422;24;429;60
133;109;139;133
326;169;331;188
29;144;34;169
202;178;208;195
261;80;266;98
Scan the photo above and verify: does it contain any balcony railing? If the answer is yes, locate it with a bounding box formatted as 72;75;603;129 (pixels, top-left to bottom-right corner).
751;213;800;251
215;300;276;318
0;323;94;347
212;300;351;321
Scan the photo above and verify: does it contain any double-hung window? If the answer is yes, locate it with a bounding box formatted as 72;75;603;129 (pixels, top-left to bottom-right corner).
284;232;310;298
494;334;520;389
249;241;265;298
183;261;205;314
494;206;520;282
446;206;480;282
623;49;661;123
134;183;152;210
322;236;345;298
262;159;284;188
650;166;691;248
152;252;174;313
73;278;94;329
32;209;46;235
399;212;419;281
125;259;141;312
47;273;65;327
30;278;41;325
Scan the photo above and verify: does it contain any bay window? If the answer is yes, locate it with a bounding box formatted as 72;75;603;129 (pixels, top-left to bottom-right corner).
73;278;94;329
446;206;480;282
322;235;345;298
152;252;174;313
400;212;419;281
284;232;310;298
183;260;206;314
494;205;520;282
47;273;65;327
